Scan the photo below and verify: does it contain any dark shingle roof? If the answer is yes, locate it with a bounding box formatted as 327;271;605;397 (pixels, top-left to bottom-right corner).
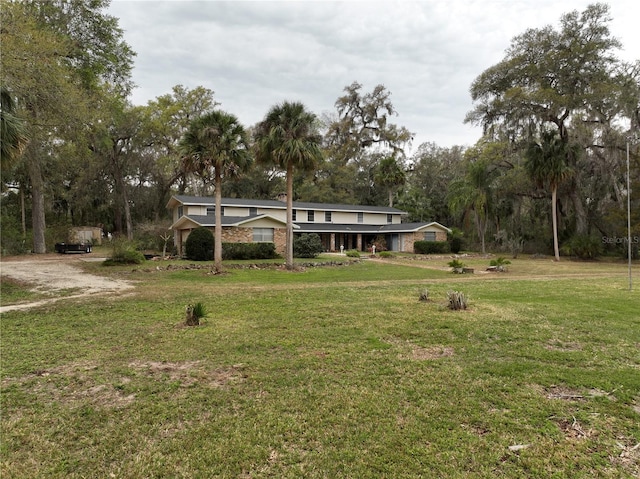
171;195;406;215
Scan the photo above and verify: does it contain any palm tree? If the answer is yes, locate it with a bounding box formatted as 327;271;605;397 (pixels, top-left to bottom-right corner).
1;87;28;170
254;101;323;270
447;159;495;254
374;154;406;207
180;110;252;270
525;131;575;261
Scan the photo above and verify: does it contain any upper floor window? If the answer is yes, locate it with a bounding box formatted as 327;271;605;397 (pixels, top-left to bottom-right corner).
249;207;258;216
177;206;184;217
325;211;332;222
308;210;315;222
206;206;215;216
357;212;364;223
292;209;297;221
387;214;393;224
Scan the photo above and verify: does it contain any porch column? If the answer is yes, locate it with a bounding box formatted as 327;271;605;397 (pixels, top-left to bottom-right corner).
330;233;336;252
357;234;362;251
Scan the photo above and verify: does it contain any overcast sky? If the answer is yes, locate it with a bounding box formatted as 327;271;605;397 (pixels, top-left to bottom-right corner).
107;0;639;152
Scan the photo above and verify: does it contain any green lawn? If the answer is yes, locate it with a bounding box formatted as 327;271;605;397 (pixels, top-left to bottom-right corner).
1;257;639;478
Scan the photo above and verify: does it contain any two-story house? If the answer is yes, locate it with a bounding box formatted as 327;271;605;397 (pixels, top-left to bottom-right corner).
167;195;450;256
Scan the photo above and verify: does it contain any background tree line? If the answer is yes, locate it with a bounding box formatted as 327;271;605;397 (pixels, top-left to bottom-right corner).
1;1;638;259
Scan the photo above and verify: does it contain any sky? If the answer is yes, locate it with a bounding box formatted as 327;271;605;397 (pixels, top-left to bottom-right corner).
107;0;640;153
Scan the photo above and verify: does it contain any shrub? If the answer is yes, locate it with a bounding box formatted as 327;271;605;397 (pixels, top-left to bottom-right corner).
414;240;449;254
561;234;602;260
103;238;145;265
448;259;465;273
185;227;214;261
222;242;278;260
293;233;324;258
489;257;511;272
185;302;207;326
448;228;464;254
134;221;173;252
378;251;393;258
345;249;361;258
447;290;468;310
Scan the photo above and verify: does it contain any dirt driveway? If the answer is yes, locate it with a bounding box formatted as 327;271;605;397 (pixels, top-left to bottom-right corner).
0;254;134;313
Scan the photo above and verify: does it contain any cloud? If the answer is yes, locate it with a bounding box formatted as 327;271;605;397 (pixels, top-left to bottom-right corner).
108;0;640;150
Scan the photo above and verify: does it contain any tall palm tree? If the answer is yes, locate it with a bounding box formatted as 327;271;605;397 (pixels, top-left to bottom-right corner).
0;87;28;171
254;101;323;270
525;131;575;261
447;159;495;254
180;110;252;270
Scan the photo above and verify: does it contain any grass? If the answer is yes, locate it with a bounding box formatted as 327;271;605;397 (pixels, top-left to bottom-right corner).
1;256;639;478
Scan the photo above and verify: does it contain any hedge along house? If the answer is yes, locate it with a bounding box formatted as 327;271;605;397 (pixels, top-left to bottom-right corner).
167;195;451;256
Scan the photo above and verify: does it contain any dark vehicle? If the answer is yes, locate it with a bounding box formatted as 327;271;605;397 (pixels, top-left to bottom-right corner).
55;242;92;254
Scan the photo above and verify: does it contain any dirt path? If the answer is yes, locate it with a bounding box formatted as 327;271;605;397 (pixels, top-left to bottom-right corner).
0;254;134;313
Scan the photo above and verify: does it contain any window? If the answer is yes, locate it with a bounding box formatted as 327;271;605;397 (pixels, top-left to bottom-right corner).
253;228;274;242
357;212;363;223
292;209;297;221
177;206;184;217
387;214;393;224
249;207;258;216
206;206;215;216
308;210;315;222
325;211;332;222
424;231;436;242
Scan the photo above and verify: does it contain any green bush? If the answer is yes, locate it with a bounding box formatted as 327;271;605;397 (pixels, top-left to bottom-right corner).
345;249;361;258
561;234;602;260
185;227;214;261
414;240;449;254
293;233;324;258
489;257;511;272
103;238;146;265
448;259;465;271
449;236;463;254
377;251;394;258
222;242;278;260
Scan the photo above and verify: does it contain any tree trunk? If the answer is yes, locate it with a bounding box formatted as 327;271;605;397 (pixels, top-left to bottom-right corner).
474;210;486;254
20;185;26;238
214;169;223;271
285;162;294;270
26;154;46;253
570;187;587;235
552;186;560;261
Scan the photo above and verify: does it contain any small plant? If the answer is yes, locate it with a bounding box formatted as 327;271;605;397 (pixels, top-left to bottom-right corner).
378;251;393;258
103;238;145;265
345;249;361;258
447;290;468;310
448;259;465;273
418;288;430;302
489;257;511;272
185;302;207;326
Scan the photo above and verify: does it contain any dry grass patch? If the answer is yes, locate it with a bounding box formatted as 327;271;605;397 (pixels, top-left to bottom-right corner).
386;337;455;360
1;361;135;409
128;360;247;388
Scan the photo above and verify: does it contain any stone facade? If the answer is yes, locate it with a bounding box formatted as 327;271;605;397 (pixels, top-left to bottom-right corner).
206;226;287;256
404;230;448;253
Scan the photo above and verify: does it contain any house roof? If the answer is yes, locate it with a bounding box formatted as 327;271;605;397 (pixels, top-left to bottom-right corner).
167;195;407;215
295;222;451;234
170;214;292;230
